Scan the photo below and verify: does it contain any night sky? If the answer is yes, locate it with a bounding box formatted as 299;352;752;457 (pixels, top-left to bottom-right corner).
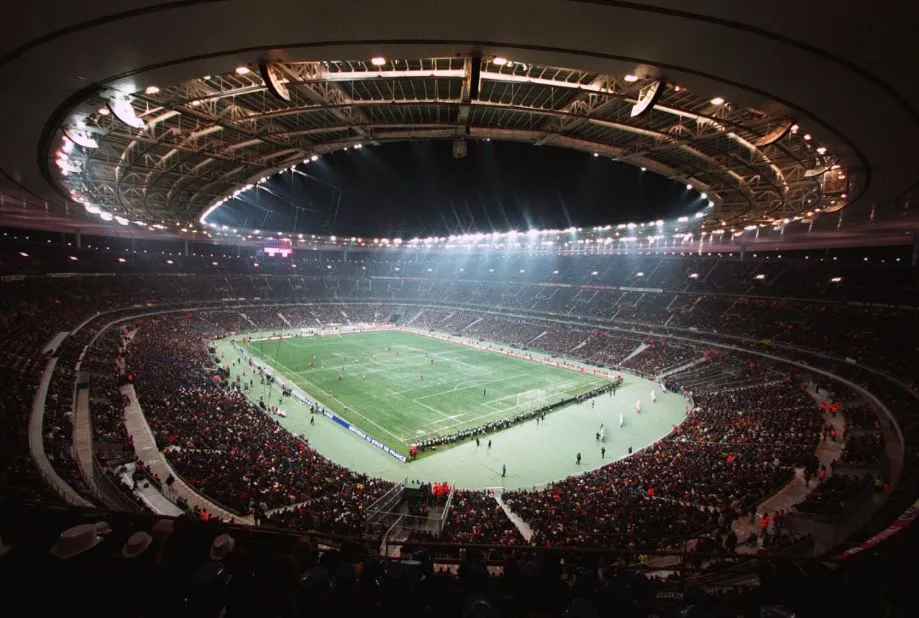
211;140;706;236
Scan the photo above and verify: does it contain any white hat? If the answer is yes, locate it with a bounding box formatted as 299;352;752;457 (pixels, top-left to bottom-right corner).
50;524;103;560
95;521;113;536
152;518;174;539
209;533;235;561
121;531;154;559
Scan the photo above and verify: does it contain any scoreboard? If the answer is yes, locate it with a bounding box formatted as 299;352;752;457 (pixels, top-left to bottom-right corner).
262;237;292;258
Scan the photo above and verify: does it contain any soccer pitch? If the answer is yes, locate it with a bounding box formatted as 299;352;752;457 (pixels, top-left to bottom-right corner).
241;329;609;454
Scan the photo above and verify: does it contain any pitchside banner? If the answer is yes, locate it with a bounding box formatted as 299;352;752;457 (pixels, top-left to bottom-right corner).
292;392;408;463
319;409;408;463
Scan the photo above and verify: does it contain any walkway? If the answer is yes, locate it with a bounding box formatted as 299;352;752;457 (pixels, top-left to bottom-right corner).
73;387;97;497
494;492;534;542
731;390;846;548
116;463;183;516
121;384;253;524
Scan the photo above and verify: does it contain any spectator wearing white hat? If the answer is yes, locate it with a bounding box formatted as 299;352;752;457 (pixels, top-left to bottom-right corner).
50;523;104;560
121;531;154;560
209;533;235;561
46;523;108;615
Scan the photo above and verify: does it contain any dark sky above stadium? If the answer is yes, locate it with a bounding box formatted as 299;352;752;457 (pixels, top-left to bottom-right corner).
213;140;707;237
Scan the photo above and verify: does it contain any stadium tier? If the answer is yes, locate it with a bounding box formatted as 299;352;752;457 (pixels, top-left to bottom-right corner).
2;238;914;616
3;4;919;614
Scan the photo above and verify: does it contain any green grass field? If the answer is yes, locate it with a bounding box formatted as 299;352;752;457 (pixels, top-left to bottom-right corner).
242;330;609;454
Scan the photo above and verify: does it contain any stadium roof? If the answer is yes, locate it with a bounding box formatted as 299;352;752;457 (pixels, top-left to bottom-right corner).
2;1;919;248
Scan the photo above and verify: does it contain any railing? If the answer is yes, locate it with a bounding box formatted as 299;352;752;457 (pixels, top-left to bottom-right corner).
439;482;456;533
28;356;93;507
91;455;144;513
381;514;404;557
366;476;406;524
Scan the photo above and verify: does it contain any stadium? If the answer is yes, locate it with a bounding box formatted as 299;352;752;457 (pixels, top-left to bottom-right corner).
0;2;918;616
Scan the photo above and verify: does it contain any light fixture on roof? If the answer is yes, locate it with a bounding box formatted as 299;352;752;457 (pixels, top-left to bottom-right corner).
371;56;386;66
803;133;812;140
235;65;251;75
816;146;827;154
686;183;693;190
624;74;639;82
144;85;160;95
492;56;509;66
593;152;599;157
354;143;362;149
63;125;98;149
700;192;707;199
710;97;725;105
106;94;147;130
640;166;646;171
310;154;319;161
97;107;110;116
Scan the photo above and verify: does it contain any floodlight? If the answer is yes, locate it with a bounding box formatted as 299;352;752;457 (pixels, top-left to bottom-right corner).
107;95;146;129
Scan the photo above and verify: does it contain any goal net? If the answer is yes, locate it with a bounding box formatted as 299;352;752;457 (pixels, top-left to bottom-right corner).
516;388;548;410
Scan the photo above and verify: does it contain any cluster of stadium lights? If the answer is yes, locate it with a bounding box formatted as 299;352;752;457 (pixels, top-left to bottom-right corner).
197;207;742;250
57;56;841;231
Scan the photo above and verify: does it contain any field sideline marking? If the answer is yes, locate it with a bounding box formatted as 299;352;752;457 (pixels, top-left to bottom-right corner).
246;345;410;444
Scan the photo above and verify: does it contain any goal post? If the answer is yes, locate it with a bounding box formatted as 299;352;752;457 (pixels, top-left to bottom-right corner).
516;388;548;410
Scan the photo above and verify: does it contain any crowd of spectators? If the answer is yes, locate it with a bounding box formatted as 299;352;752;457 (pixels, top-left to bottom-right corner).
839;435;886;467
620;339;702;376
3;502;842;618
440;490;524;545
793;474;874;519
577;332;643;366
0;240;907;563
843;403;882;430
503;378;823;548
125;317;394;528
